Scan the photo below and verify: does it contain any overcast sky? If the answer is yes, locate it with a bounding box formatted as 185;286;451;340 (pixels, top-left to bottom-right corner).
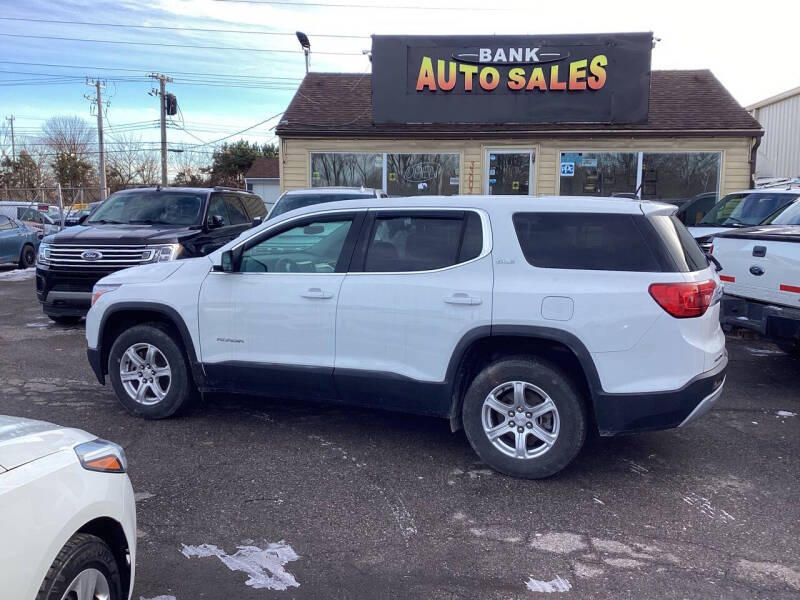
1;0;798;158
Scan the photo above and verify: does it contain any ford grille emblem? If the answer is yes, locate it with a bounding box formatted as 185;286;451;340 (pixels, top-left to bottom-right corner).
81;250;103;262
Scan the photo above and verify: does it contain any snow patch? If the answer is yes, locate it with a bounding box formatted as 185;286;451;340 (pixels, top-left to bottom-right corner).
777;410;796;417
134;492;156;502
0;267;35;281
181;541;300;590
525;576;571;593
140;596;177;600
530;532;587;554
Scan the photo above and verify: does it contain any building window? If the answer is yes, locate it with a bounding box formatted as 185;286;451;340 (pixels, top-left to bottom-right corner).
386;153;460;196
640;152;721;202
559;152;639;197
310;153;383;189
559;151;722;202
309;152;461;195
246;182;253;191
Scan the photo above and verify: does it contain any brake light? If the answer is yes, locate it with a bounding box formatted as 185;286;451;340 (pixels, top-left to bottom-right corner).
649;280;717;318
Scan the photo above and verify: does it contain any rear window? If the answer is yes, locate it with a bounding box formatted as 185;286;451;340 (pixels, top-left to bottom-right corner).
269;192;374;219
513;212;708;273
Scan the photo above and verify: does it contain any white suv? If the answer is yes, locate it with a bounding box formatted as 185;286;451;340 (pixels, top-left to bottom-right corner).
86;196;727;478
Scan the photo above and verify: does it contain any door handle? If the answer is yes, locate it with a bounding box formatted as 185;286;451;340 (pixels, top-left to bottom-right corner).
445;293;482;305
301;287;334;299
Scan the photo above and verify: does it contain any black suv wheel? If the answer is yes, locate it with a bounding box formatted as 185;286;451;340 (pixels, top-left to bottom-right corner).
462;356;587;479
108;323;194;419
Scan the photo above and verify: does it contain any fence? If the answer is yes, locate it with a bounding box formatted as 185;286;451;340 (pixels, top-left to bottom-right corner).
1;187;103;209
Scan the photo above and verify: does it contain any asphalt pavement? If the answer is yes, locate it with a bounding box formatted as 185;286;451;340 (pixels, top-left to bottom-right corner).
1;267;798;599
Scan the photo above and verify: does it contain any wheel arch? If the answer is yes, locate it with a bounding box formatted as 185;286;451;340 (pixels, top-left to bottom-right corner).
98;302;204;388
447;325;602;432
77;517;131;599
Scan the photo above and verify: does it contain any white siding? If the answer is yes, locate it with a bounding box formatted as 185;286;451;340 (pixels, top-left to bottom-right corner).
751;93;800;178
246;178;281;210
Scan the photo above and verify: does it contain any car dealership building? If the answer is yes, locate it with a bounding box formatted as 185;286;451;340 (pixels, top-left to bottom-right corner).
276;33;762;203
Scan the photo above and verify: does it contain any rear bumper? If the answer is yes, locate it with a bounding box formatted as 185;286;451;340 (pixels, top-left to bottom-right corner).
594;356;728;435
720;294;800;341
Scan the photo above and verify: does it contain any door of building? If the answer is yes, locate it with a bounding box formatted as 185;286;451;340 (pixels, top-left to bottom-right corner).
485;150;534;195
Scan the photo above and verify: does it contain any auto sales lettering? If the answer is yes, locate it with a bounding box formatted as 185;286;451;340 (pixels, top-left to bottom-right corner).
415;51;607;93
370;34;652;124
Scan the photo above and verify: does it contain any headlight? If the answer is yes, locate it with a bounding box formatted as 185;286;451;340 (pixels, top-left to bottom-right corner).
37;242;51;265
145;243;183;263
91;283;121;306
74;438;127;473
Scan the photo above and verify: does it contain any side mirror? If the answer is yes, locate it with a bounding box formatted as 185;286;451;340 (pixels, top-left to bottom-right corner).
208;214;225;229
220;250;235;272
215;246;244;273
251;216;263;228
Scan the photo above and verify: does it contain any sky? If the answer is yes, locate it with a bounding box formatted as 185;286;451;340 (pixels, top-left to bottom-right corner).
1;0;799;165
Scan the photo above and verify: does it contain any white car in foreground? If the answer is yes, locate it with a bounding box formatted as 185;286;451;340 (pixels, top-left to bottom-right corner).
0;415;136;600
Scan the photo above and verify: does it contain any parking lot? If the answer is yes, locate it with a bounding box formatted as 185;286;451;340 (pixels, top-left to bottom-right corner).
1;267;798;599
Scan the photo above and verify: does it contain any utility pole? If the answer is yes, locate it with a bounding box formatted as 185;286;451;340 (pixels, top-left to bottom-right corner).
149;73;172;186
5;115;15;161
85;79;107;201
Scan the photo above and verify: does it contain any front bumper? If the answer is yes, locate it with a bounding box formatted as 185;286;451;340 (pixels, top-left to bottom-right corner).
594;357;728;435
87;347;105;385
720;294;800;342
36;266;106;317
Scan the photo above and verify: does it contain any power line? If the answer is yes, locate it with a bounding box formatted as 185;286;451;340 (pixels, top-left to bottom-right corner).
186;112;286;147
0;60;304;81
0;16;369;39
214;0;510;9
0;32;366;55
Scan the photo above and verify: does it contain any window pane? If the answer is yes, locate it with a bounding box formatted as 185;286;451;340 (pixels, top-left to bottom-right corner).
207;195;229;226
559;152;638;197
648;215;708;272
310;153;383;188
513;212;663;272
241;219;352;273
487;152;530;195
0;216;13;230
641;153;720;203
365;216;463;272
386;153;460;196
459;212;483;262
224;196;249;225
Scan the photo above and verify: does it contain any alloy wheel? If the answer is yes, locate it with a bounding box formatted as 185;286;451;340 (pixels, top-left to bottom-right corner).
119;342;172;405
60;568;110;600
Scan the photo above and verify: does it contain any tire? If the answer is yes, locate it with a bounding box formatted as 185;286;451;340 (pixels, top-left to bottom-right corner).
48;314;82;325
775;339;800;359
18;243;36;268
108;322;193;419
462;356;587;479
35;533;123;600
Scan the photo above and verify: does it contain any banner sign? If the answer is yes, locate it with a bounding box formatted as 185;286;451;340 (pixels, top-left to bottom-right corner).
371;33;652;124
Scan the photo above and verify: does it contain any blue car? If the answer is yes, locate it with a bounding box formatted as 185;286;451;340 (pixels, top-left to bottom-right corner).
0;215;40;269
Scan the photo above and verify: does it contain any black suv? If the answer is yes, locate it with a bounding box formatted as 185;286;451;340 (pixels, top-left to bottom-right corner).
36;186;266;323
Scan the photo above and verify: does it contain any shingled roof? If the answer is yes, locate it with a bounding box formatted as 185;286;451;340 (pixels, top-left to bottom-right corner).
276;70;762;138
245;157;279;179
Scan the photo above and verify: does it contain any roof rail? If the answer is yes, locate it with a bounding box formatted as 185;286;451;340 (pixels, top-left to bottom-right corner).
213;185;248;192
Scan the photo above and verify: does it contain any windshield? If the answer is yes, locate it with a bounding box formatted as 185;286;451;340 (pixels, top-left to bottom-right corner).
87;191;204;226
269;192;374;219
698;193;798;227
765;199;800;225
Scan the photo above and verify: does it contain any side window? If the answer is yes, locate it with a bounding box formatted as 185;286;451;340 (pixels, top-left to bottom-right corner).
207;195;229;227
224;195;250;225
364;213;481;273
240;218;354;273
0;216;16;230
513;212;664;272
239;194;267;219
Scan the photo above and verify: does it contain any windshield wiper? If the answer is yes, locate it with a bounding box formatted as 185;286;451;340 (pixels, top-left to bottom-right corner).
128;219;176;225
88;219;124;224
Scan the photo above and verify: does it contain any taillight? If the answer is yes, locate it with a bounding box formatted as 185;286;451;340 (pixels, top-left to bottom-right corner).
649;280;717;318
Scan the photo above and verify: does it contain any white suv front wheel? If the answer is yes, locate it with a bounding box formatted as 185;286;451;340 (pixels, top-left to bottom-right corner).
462;357;587;479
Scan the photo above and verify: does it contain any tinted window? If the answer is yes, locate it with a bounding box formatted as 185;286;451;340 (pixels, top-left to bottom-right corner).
364;214;479;273
207;195;229;226
269;193;374;219
648;215;708;272
513;212;663;272
240;194;267;219
699;193;799;227
241;219;353;273
224;195;249;225
764;199;800;225
88;191;204;226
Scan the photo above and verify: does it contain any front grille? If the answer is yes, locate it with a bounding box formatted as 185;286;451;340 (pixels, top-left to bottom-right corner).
49;244;152;268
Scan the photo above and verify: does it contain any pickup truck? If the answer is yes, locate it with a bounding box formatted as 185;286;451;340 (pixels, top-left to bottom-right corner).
712;225;800;356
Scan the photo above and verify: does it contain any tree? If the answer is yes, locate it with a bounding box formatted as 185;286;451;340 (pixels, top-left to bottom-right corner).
105;133;161;191
41;116;97;188
170;149;210;187
208;139;273;187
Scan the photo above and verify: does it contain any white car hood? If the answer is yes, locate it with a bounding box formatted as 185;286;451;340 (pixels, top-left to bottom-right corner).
99;260;184;285
0;415;95;471
688;226;731;239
